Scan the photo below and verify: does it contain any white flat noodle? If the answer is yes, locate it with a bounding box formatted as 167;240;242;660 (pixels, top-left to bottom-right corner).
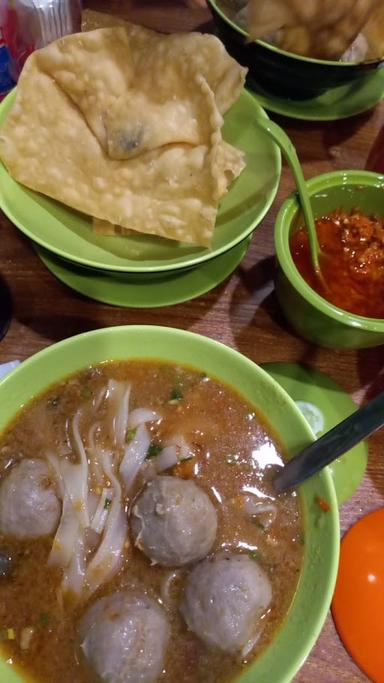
128;408;161;429
71;411;90;527
106;380;131;447
153;446;178;473
88;492;101;519
91;488;113;535
87;423;105;487
45;452;65;499
48;494;79;568
46;452;86;569
242;496;277;524
140;460;158;483
60;460;90;529
241;631;262;660
93;386;107;412
145;436;194;473
119;423;151;490
167;434;193;460
160;569;180;606
85;450;127;599
61;528;86;600
48;496;80;567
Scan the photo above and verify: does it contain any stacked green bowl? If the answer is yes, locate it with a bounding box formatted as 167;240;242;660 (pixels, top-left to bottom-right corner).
0;89;281;306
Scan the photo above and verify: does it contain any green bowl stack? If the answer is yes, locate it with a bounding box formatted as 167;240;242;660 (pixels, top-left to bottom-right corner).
0;89;281;307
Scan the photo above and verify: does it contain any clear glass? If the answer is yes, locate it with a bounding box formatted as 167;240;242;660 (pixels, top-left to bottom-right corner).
0;0;82;97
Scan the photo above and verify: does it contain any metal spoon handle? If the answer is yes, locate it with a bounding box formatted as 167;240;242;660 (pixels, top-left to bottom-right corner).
273;391;384;494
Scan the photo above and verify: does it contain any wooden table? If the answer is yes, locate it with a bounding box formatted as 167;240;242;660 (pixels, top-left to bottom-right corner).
1;2;383;681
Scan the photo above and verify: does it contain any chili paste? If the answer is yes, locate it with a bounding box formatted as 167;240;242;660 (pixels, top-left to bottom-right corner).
290;208;384;319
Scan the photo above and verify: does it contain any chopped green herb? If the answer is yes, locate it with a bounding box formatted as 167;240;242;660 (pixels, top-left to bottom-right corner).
254;520;266;531
48;397;60;408
39;613;51;627
169;388;183;402
104;498;112;510
249;550;262;562
125;428;136;443
297;532;305;546
81;387;93;399
146;442;163;459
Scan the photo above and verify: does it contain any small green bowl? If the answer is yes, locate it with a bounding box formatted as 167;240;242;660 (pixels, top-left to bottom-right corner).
0;326;339;683
0;89;280;276
275;170;384;349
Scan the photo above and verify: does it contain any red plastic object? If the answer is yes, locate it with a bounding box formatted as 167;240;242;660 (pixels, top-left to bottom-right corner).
332;508;384;683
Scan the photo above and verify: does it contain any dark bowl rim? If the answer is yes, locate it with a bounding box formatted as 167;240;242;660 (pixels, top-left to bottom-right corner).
207;0;384;69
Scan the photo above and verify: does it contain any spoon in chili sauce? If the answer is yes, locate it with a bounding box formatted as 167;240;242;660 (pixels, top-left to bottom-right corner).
256;116;323;278
273;391;384;494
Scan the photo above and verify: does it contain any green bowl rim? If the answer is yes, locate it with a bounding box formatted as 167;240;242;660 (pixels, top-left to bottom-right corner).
0;89;281;275
0;324;340;683
207;0;383;68
274;169;384;333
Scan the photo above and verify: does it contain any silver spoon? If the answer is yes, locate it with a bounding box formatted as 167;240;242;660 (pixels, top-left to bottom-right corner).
273;391;384;494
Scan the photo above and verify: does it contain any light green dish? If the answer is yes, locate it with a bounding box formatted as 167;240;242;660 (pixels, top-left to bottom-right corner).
248;67;384;121
0;326;339;683
35;238;250;308
0;89;280;274
262;362;368;506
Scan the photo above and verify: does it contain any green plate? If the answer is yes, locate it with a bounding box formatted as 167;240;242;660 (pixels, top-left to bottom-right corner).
262;363;368;505
0;88;280;274
248;67;384;121
35;238;250;308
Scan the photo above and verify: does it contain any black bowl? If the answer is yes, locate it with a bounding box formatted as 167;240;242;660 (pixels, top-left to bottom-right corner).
208;0;384;100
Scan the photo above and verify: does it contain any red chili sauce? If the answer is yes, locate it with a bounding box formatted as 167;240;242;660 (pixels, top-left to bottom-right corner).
290;208;384;319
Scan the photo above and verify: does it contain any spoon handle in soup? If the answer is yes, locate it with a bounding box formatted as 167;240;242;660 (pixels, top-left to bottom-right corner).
273;391;384;494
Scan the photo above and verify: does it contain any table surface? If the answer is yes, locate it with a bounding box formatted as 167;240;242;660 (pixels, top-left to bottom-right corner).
1;2;383;682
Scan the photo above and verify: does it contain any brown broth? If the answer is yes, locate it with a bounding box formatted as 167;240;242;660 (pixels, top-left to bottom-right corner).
0;360;303;683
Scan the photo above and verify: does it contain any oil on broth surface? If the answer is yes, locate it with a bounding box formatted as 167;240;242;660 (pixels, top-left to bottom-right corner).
0;360;303;683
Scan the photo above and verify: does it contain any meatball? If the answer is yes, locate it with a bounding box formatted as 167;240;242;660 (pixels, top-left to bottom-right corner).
0;459;61;539
131;475;217;567
180;553;272;654
78;591;169;683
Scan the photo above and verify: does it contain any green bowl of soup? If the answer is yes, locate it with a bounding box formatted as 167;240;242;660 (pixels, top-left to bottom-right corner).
0;326;339;683
275;169;384;349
